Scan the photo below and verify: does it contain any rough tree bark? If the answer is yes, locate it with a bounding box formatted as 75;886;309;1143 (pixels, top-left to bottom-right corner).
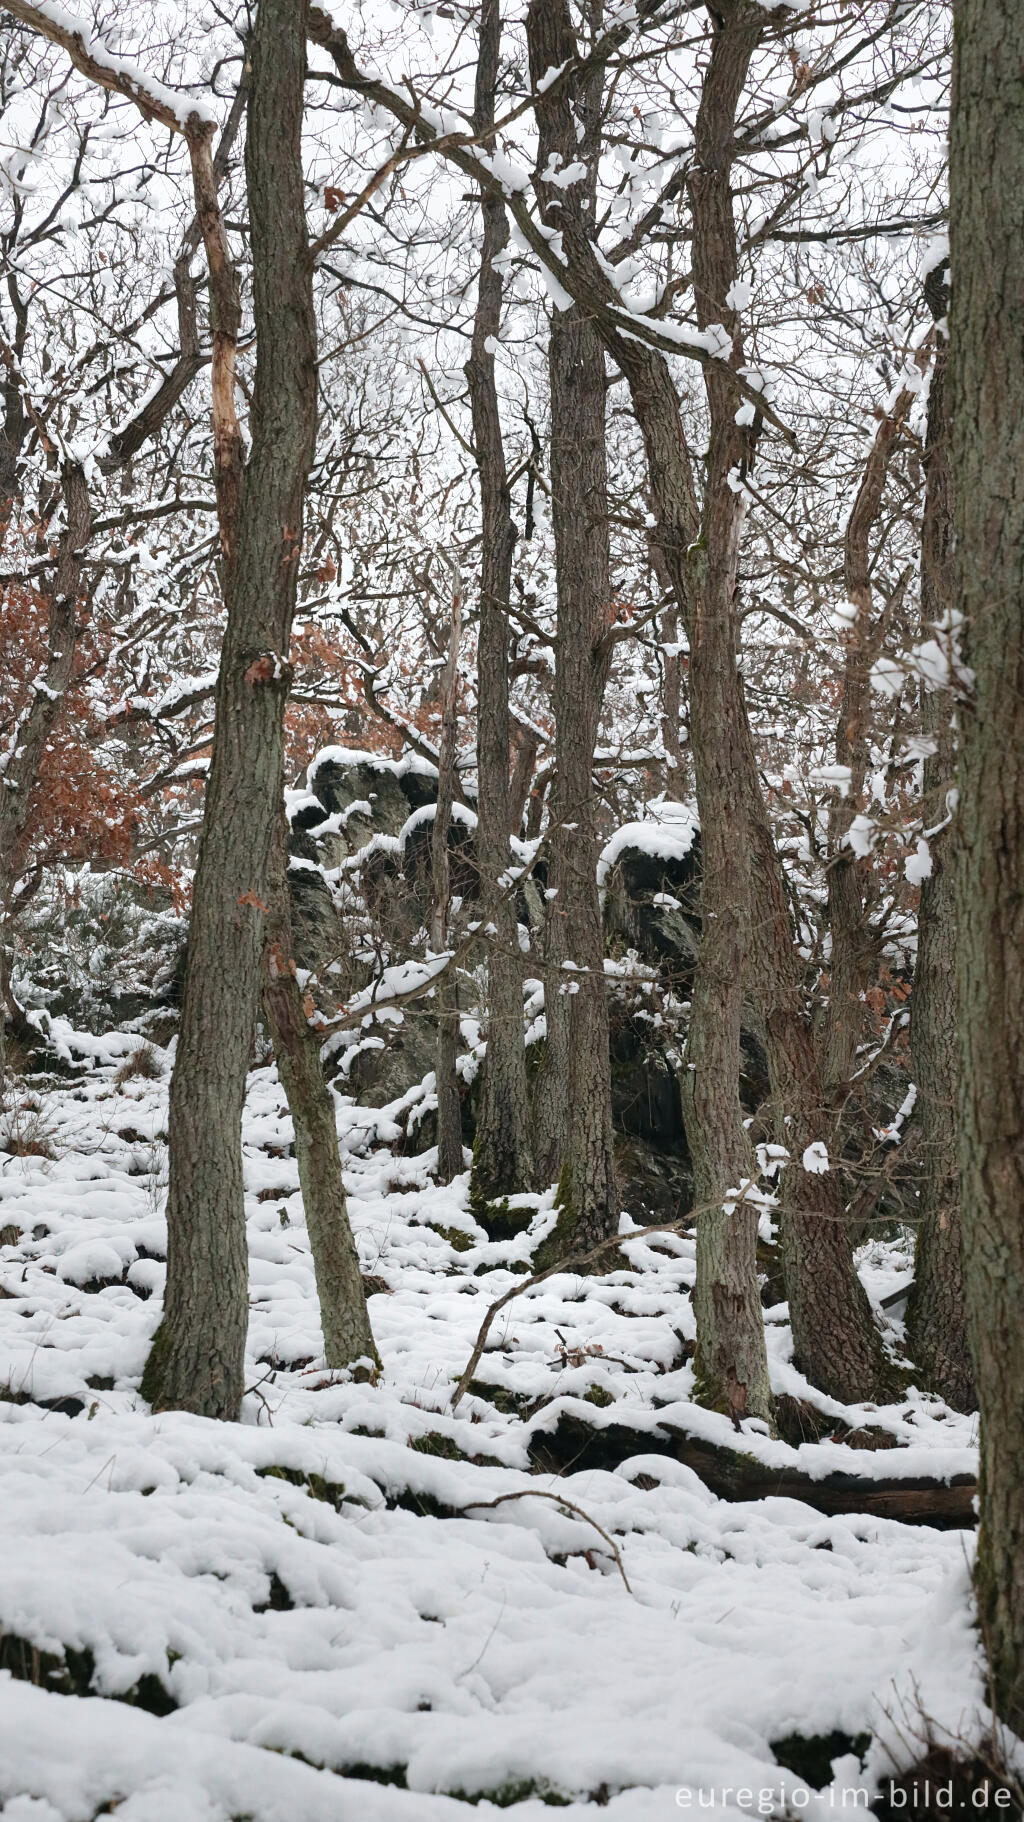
824;376;918;1098
658;602;689;801
527;0;618;1258
143;0;318;1418
263;822;379;1373
905;257;974;1414
949;0;1024;1731
430;589;465;1184
466;0;533;1214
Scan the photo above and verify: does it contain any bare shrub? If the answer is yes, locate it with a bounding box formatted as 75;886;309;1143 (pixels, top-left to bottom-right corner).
0;1094;58;1160
114;1044;163;1086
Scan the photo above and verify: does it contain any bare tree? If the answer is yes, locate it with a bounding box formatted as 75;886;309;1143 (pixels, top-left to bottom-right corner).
145;0;319;1415
465;0;533;1214
528;0;618;1259
430;583;465;1184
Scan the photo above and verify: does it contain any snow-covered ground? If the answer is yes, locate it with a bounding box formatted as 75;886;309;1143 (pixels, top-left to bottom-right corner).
0;1039;992;1820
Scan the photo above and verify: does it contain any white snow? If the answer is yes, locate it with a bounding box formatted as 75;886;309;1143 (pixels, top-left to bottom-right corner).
0;1036;988;1818
597;804;699;891
801;1141;830;1175
904;837;933;886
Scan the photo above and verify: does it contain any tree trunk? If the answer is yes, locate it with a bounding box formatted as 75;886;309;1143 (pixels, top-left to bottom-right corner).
527;0;618;1258
430;591;465;1184
466;0;532;1214
949;0;1024;1732
681;1;775;1424
905;259;975;1413
824;380;918;1097
659;603;689;801
142;0;317;1419
263;824;379;1373
745;845;891;1404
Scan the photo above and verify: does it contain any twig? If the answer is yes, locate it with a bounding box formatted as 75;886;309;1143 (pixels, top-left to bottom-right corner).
458;1489;633;1594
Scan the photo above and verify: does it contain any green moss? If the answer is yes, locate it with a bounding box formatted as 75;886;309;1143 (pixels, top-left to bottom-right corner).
337;1764;408;1789
407;1431;467;1462
255;1465;349;1511
532;1163;578;1273
138;1321;169;1408
467;1174;534;1244
691;1350;775;1431
465;1379;541;1417
427;1222;475;1253
582;1383;614;1409
450;1778;572;1807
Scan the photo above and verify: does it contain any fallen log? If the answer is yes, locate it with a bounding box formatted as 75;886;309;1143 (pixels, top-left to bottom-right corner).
526;1411;977;1529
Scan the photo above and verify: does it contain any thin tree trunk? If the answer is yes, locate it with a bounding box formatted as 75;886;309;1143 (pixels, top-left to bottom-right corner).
508;724;540;838
744;829;891;1403
431;590;465;1184
143;0;317;1418
905;258;974;1413
659;603;689;801
949;0;1024;1731
680;3;776;1424
466;0;532;1214
527;0;617;1257
824;379;918;1096
263;823;379;1372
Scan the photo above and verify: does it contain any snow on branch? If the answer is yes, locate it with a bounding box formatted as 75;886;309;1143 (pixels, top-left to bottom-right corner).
3;1;217;139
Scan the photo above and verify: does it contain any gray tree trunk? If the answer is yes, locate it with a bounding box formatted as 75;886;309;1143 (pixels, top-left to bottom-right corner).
263;824;379;1373
466;0;533;1215
824;379;918;1099
949;0;1024;1732
905;259;974;1413
527;0;618;1260
430;591;465;1184
143;0;317;1419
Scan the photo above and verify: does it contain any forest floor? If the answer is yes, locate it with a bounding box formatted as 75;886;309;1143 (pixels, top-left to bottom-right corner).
0;1027;993;1820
